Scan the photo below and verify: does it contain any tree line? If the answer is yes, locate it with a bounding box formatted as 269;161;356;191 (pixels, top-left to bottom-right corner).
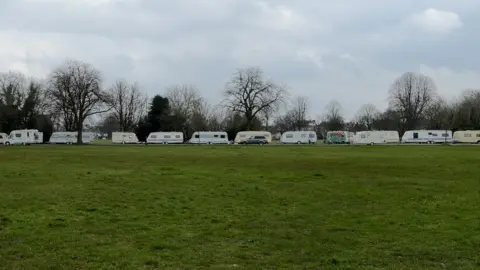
1;59;479;143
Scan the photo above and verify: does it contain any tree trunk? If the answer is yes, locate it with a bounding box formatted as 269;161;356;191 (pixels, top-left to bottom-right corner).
77;129;83;144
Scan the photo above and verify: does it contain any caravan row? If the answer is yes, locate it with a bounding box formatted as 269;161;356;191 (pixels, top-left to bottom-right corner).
4;129;479;146
146;131;317;144
326;130;401;144
110;131;231;145
111;130;316;145
325;130;462;144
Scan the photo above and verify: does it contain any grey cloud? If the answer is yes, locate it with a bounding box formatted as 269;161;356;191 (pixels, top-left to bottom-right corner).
0;0;479;117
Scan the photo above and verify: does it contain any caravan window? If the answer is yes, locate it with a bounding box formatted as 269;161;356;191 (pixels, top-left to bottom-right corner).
151;135;157;138
214;135;218;138
413;132;418;139
164;135;171;138
175;135;181;138
442;133;448;137
240;135;246;138
361;134;366;138
220;135;226;138
301;134;307;138
286;134;293;138
123;135;127;137
464;134;472;137
194;134;199;138
0;135;3;139
15;133;21;138
431;133;437;137
476;134;480;137
309;133;316;138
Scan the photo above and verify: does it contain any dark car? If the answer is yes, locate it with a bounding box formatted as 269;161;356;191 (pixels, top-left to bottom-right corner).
240;135;269;145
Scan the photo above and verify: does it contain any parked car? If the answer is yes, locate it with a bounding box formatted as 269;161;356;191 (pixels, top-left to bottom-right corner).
240;135;269;145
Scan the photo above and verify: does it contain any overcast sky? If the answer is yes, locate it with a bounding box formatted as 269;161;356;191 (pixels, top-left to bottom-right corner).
1;0;479;119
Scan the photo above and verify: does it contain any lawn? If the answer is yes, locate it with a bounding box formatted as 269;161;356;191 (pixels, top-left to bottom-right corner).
0;145;479;269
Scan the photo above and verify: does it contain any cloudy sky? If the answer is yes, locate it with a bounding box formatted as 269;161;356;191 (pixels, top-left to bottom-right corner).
1;0;479;119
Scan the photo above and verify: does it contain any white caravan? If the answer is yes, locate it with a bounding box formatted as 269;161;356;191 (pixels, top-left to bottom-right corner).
280;131;317;144
147;132;184;144
326;131;355;144
452;130;480;144
81;132;96;143
401;130;452;144
49;132;76;144
234;131;272;144
74;132;95;144
3;129;37;145
354;130;400;145
49;131;94;144
189;131;229;144
0;132;8;144
112;132;139;144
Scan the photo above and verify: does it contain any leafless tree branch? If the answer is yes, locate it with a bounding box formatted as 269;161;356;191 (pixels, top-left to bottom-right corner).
47;59;112;143
222;67;287;130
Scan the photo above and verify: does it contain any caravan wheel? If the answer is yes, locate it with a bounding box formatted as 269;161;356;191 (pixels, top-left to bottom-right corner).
122;141;125;144
5;141;10;146
297;141;301;144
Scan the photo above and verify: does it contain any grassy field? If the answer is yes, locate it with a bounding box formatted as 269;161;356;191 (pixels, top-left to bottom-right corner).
0;145;479;269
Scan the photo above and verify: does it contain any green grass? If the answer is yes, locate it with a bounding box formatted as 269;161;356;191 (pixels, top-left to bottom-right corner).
0;145;479;269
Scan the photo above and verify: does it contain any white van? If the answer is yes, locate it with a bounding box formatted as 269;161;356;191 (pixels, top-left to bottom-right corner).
401;130;452;144
189;131;229;144
354;130;399;145
4;129;37;145
234;131;272;144
452;130;480;144
147;132;184;144
0;132;8;144
280;131;317;144
112;132;139;144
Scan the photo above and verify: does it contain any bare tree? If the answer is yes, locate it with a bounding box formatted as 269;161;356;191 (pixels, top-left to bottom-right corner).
166;84;210;135
0;72;51;132
389;72;436;130
324;100;344;131
275;96;309;132
291;96;309;130
206;105;228;131
423;98;449;129
453;89;480;129
0;71;26;107
356;104;379;130
223;67;287;130
259;105;275;130
108;80;147;132
47;59;112;143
